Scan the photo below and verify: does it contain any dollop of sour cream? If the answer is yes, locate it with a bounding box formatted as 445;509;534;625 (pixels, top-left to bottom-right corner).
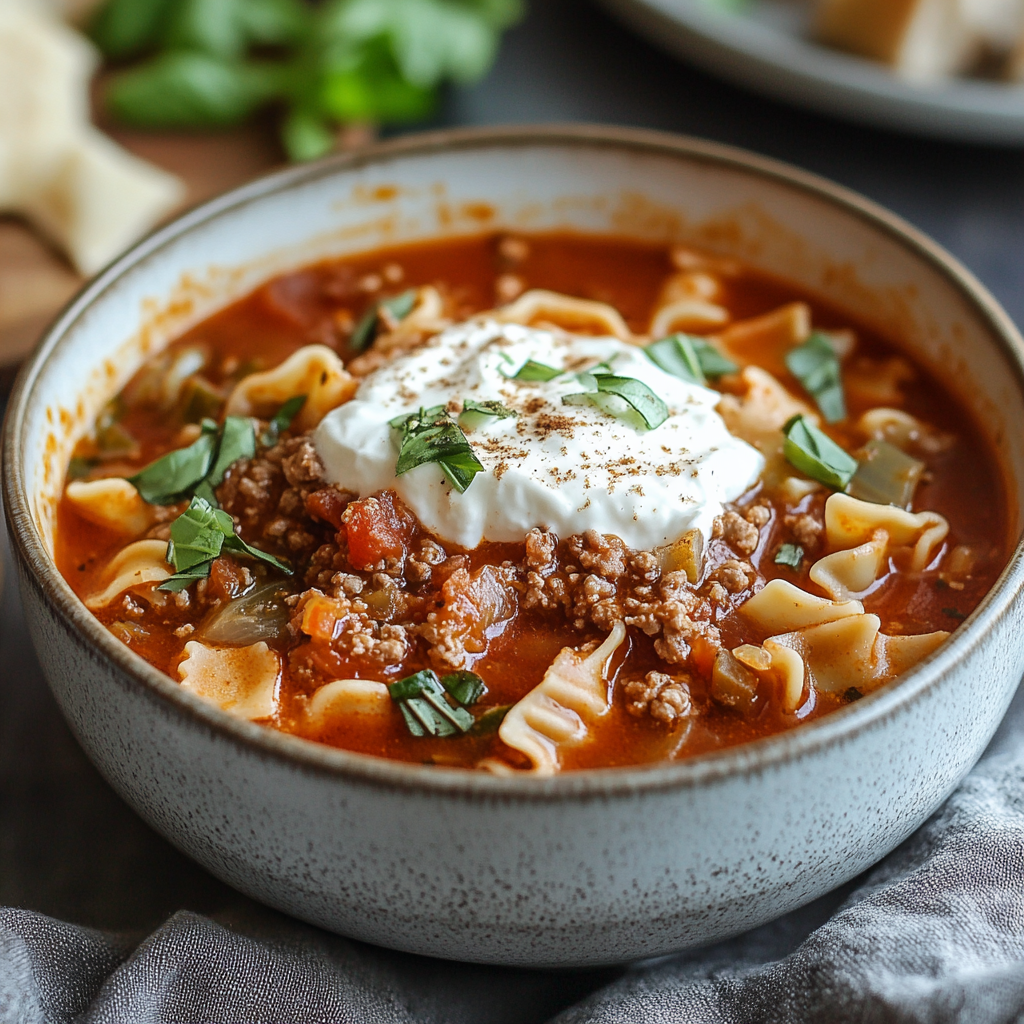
314;320;764;550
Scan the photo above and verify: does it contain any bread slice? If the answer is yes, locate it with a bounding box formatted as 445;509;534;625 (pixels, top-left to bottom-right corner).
816;0;978;81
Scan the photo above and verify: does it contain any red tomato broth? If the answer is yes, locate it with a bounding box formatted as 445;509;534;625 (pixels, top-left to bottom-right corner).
54;232;1009;771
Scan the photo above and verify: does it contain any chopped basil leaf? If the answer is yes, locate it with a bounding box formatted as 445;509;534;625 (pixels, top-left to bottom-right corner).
507;359;562;382
785;332;846;423
166;497;235;571
646;335;738;385
158;495;290;590
458;400;518;430
198;415;256;501
128;426;218;504
391;406;484;494
390;668;481;737
774;543;804;569
471;704;512;735
563;374;669;431
388;669;440;702
441;671;486;706
782;415;858;490
943;607;966;621
848;439;924;509
260;394;307;447
844;687;863;703
350;289;418;353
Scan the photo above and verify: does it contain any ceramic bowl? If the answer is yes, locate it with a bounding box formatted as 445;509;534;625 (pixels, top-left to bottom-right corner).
5;126;1024;968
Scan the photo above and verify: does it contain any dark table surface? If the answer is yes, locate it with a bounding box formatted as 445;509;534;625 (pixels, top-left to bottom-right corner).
3;0;1022;1014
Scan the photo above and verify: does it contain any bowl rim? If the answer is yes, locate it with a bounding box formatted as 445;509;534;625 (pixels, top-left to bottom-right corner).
6;122;1024;801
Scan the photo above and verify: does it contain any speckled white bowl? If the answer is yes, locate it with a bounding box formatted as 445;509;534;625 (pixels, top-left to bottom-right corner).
5;127;1024;968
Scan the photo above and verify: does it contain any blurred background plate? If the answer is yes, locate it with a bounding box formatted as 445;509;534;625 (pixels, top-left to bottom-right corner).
596;0;1024;143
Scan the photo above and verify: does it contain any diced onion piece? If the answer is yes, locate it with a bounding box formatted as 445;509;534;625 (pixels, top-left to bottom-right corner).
711;649;760;715
848;439;925;509
65;477;152;537
178;640;281;720
199;582;291;645
658;529;704;584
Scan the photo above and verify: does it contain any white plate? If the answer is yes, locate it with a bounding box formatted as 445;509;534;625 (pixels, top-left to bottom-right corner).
597;0;1024;143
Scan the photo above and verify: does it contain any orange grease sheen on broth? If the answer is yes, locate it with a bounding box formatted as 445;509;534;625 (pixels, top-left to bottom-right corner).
54;232;1008;770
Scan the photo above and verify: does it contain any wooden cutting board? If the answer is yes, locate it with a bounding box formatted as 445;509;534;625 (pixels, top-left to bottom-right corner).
0;120;285;373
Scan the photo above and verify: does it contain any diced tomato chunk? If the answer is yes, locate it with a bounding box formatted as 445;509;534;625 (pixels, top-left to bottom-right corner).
207;556;245;601
305;487;349;530
343;489;415;570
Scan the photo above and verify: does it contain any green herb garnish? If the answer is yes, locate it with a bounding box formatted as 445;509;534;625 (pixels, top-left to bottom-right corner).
506;359;562;382
260;394;307;447
458;400;517;430
774;543;804;569
159;495;291;590
441;671;486;706
645;334;737;385
470;704;512;735
67;456;98;481
388;669;476;737
943;607;966;621
390;405;484;493
128;422;219;504
563;373;669;431
350;289;418;352
844;687;863;703
785;332;846;423
130;416;256;507
782;415;858;491
93;0;523;162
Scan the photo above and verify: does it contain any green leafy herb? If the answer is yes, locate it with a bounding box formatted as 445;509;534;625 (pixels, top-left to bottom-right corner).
470;704;511;735
260;394;307;447
943;607;966;621
774;543;804;569
506;359;562;382
93;0;523;162
194;415;256;504
128;423;218;504
458;399;517;430
645;335;737;385
441;671;485;706
389;668;478;737
350;289;418;352
785;332;846;423
563;373;669;431
391;406;484;493
158;495;291;590
782;415;858;491
847;439;925;509
844;687;863;703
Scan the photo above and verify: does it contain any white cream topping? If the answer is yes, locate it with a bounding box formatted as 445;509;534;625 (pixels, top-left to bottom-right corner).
314;320;764;550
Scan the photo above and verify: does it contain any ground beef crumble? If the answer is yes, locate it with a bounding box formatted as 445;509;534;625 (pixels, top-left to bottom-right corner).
212;428;770;691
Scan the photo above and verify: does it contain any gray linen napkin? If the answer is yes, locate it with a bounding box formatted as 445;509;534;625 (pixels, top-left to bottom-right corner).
4;685;1024;1024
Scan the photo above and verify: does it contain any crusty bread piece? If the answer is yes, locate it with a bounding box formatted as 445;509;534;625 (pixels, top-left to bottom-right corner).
816;0;978;81
0;5;184;274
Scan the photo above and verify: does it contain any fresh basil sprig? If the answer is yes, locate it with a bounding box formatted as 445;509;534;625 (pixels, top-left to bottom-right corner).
563;372;669;431
350;289;418;353
390;405;484;493
785;332;846;423
388;668;485;737
645;334;737;385
782;415;858;490
259;394;307;447
129;416;255;506
159;495;291;591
